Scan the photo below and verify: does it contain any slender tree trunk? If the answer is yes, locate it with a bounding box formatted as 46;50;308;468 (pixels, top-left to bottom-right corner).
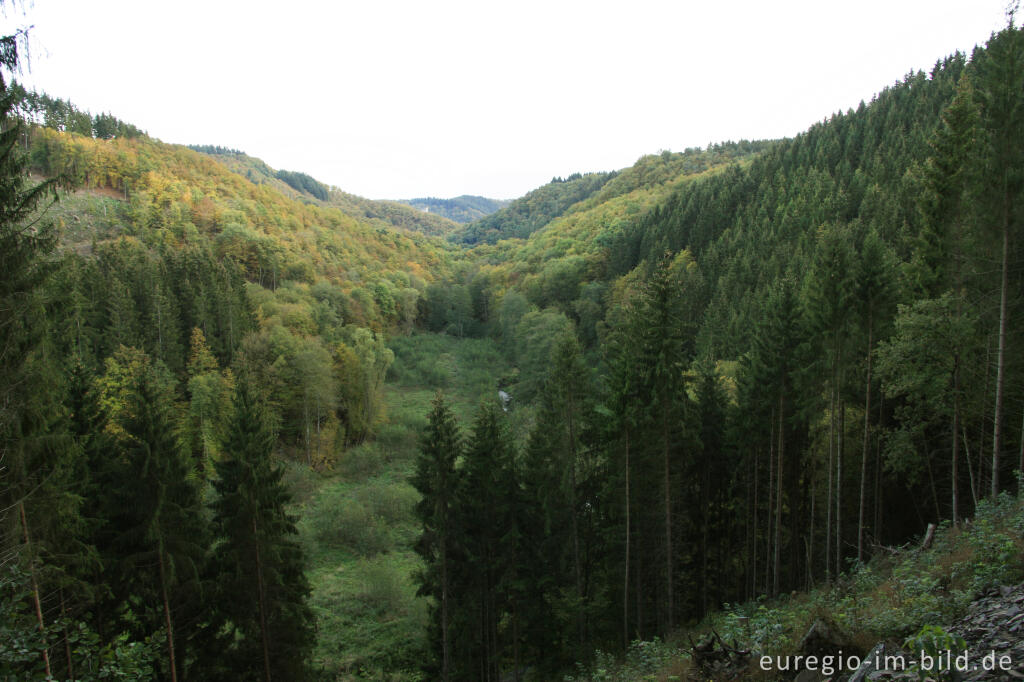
158;548;178;682
858;317;873;562
1018;408;1024;496
304;400;311;467
662;401;673;630
826;355;836;582
568;398;584;652
773;392;784;598
926;451;942;521
513;600;520;682
874;394;883;543
254;519;272;682
634;514;643;639
441;538;450;682
952;358;961;525
60;588;73;681
316;396;322;464
808;474;816;588
623;428;630;650
701;448;709;615
766;412;775;596
992;214;1009;498
751;446;759;600
964;427;980;510
980;335;992;493
19;503;51;679
837;400;844;575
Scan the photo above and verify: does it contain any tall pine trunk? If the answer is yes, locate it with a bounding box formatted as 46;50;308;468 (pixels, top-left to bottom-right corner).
858;316;873;561
567;395;584;652
623;429;630;650
254;519;272;682
991;213;1009;498
662;400;673;630
19;502;51;679
158;548;178;682
952;357;961;524
773;392;784;597
837;400;845;575
441;538;450;682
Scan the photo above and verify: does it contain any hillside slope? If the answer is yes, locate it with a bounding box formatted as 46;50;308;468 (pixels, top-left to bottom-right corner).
190;145;461;237
398;195;510;223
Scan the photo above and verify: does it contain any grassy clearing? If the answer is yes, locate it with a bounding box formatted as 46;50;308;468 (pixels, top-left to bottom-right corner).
570;492;1024;681
289;332;512;680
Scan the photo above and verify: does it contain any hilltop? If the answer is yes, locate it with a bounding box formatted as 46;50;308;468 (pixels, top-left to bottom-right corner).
398;195;510;223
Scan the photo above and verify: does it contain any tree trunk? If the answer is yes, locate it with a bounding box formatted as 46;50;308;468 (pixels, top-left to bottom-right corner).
952;357;961;525
773;392;784;598
19;503;51;679
826;352;836;583
441;537;450;682
858;317;873;562
1018;408;1024;496
567;394;584;652
751;446;759;600
992;214;1009;498
158;548;178;682
60;588;73;681
964;427;980;510
808;474;816;588
837;400;844;575
254;519;272;682
766;411;775;596
623;428;630;651
662;400;673;630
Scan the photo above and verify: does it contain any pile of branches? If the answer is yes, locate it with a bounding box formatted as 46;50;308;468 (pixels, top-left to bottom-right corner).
687;627;753;679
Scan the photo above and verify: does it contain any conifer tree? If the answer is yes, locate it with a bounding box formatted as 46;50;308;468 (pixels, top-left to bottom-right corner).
451;400;519;682
632;253;698;629
0;23;63;678
974;20;1024;497
210;380;313;681
106;363;207;682
412;393;462;682
853;230;896;556
519;332;596;668
802;224;855;580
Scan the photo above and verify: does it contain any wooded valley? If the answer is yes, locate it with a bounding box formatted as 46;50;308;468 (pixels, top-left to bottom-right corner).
1;11;1023;682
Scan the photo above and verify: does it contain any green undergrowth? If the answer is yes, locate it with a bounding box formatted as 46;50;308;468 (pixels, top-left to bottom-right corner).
572;492;1024;681
288;332;511;679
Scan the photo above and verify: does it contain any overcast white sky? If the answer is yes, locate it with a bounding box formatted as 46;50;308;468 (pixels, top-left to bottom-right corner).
5;0;1013;200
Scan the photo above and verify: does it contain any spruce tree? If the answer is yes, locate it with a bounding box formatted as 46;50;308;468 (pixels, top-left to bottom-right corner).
974;21;1024;497
451;400;519;682
0;24;63;678
210;380;313;681
106;363;207;682
412;393;462;682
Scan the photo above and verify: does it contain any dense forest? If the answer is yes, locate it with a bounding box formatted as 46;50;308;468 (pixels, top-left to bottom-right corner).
2;9;1023;682
398;196;509;224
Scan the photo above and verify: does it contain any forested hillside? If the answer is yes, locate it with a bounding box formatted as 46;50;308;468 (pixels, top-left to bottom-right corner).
399;195;509;224
2;11;1023;682
0;60;465;678
191;145;462;236
406;26;1024;681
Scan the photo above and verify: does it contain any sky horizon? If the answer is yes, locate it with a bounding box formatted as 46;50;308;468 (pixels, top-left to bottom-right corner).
5;0;1014;201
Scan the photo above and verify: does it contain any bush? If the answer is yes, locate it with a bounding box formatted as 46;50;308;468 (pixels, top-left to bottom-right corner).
308;484;391;557
353;556;410;614
338;442;386;481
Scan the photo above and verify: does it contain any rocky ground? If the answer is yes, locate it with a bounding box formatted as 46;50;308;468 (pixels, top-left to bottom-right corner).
842;582;1024;681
